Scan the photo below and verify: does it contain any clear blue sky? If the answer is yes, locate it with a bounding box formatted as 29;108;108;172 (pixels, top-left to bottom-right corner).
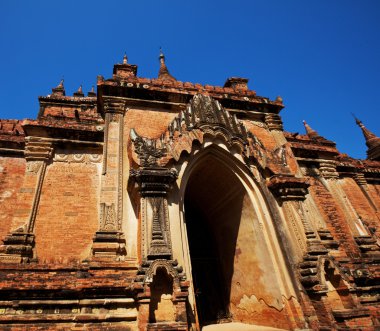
1;1;379;159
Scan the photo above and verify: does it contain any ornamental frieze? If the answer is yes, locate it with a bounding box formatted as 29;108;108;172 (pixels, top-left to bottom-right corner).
53;153;102;163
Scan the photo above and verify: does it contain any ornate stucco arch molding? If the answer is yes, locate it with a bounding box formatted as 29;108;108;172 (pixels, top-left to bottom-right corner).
129;93;267;172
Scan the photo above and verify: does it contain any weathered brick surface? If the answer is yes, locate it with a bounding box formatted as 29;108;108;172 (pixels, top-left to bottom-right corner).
0;156;26;240
367;183;380;211
245;121;279;151
34;161;99;262
308;177;361;257
341;178;380;234
0;119;25;145
125;108;178;139
0;264;136;290
39;102;99;122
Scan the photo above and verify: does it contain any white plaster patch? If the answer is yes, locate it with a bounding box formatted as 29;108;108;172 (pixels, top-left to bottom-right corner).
0;190;12;201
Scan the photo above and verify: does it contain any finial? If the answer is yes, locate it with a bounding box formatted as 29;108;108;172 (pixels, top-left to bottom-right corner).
275;96;283;103
351;113;362;126
90;85;95;93
159;47;164;60
77;85;83;93
354;115;367;131
57;78;64;88
123;52;128;64
303;120;319;139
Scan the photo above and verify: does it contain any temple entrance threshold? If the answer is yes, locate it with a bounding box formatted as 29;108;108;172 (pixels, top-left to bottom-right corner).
203;323;287;331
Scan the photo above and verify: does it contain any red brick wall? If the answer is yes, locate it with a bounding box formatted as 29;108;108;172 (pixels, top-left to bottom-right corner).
367;183;380;210
41;104;99;121
245;121;279;151
34;160;99;262
125;108;178;139
0;156;26;241
341;178;380;234
308;178;360;256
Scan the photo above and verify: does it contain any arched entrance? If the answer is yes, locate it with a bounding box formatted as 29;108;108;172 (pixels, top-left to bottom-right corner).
184;153;247;327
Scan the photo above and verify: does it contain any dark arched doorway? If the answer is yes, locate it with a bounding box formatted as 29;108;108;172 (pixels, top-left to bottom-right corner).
184;155;246;327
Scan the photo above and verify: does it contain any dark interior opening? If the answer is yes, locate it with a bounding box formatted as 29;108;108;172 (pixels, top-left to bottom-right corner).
184;156;245;326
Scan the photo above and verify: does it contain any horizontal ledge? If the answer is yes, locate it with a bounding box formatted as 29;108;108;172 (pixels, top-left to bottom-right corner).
33;137;103;146
0;312;137;323
11;298;135;306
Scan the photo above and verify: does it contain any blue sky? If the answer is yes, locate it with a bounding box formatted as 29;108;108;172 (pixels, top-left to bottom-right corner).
1;1;379;159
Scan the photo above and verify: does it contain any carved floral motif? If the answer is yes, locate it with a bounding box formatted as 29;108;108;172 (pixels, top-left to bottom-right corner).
99;203;119;231
53;153;102;163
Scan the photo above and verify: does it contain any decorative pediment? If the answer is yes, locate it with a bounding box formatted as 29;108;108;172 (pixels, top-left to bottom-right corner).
130;94;267;168
186;94;247;136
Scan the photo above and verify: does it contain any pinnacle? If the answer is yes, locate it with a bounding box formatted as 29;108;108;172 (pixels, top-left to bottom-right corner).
303;120;319;139
52;78;66;96
73;84;84;97
354;117;380;157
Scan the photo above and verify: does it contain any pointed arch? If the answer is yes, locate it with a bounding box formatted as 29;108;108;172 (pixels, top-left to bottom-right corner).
168;141;301;329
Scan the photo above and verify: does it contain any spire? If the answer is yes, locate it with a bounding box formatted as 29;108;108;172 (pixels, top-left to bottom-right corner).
303;120;319;139
157;48;176;82
355;117;378;143
73;84;84;97
52;78;65;96
354;117;380;160
123;52;128;64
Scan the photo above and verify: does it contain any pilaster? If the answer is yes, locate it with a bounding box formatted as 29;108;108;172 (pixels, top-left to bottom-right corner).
0;137;53;263
91;98;127;261
319;160;339;179
268;175;326;256
130;167;189;329
353;171;378;212
130;167;177;260
265;113;283;131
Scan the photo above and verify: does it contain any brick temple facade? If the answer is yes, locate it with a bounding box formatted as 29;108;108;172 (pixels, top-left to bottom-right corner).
0;53;379;330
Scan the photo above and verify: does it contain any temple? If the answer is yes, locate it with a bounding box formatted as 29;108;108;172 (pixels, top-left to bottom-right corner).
0;52;379;330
